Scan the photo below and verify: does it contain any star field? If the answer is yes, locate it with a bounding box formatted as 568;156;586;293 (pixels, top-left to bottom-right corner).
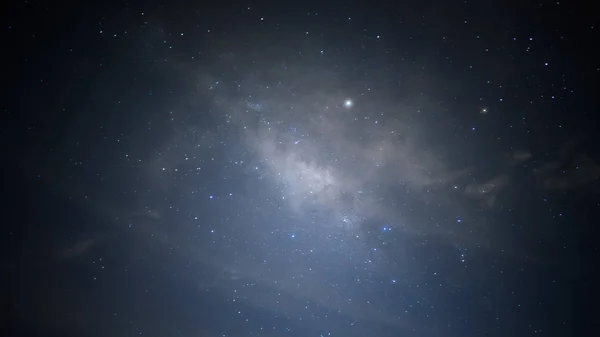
3;1;598;337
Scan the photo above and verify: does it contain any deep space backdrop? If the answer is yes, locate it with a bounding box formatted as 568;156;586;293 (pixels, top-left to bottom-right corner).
2;1;598;337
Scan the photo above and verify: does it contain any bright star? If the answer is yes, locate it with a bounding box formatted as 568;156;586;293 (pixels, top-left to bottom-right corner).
344;99;353;108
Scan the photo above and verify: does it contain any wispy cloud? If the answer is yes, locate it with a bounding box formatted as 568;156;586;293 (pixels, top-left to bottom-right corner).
535;153;600;190
56;235;103;260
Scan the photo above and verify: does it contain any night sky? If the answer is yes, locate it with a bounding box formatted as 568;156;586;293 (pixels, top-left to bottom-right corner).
2;1;598;337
